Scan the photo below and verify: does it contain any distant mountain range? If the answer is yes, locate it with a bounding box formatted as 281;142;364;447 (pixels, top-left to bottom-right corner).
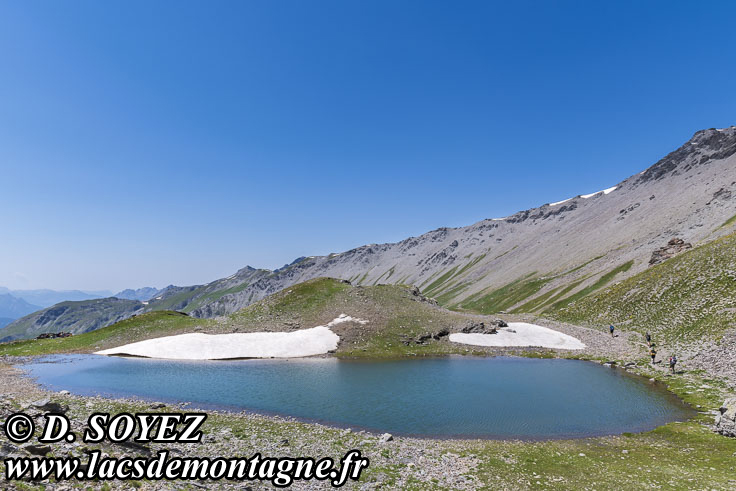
0;293;41;320
0;287;113;308
113;287;162;302
2;126;735;341
0;298;144;342
0;286;160;340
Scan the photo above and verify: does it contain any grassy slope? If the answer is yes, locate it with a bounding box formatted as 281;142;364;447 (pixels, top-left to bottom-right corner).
0;278;481;359
549;232;736;345
545;260;634;312
210;278;486;358
454;273;551;314
442;255;634;316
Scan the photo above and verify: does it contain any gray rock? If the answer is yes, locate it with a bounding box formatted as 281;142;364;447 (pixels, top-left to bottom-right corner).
379;433;393;443
715;397;736;437
462;321;499;334
649;238;693;266
23;444;52;456
31;399;67;413
0;442;19;457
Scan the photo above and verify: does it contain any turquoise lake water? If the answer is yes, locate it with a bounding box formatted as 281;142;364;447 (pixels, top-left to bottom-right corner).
23;355;693;439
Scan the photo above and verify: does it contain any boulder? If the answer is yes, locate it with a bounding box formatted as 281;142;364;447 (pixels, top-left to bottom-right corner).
462;322;496;334
408;286;438;305
416;333;433;344
432;328;450;340
30;399;67;414
649;237;692;266
23;444;52;456
379;433;393;443
715;397;736;437
0;442;19;457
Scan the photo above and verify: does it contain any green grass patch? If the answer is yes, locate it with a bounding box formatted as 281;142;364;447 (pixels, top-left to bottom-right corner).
456;273;552;314
548;260;634;311
561;254;605;275
511;285;562;313
720;212;736;229
422;266;459;297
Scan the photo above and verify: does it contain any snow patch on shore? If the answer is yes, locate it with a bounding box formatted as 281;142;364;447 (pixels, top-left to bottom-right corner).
449;322;585;350
95;314;367;360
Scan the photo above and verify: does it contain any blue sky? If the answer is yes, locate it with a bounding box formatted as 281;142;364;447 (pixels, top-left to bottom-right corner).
1;1;735;291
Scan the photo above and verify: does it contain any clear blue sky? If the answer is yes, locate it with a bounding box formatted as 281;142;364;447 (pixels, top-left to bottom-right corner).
1;1;734;292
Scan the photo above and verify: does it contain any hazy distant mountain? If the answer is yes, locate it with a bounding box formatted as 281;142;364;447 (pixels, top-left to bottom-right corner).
114;287;162;302
0;288;113;308
0;317;15;329
0;298;143;342
0;293;41;319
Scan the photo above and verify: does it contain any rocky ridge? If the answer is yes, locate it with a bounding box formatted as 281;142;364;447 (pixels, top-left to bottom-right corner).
3;127;736;340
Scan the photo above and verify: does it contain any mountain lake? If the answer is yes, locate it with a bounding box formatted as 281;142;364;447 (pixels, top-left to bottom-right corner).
22;355;694;439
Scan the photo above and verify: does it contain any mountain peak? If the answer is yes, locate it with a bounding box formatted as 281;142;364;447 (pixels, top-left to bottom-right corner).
635;125;736;185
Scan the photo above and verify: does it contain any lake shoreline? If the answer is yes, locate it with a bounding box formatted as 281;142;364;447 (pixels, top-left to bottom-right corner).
15;354;696;441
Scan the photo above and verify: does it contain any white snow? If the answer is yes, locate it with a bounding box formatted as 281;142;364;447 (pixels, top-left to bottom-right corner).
326;314;368;326
581;186;617;199
549;197;573;206
449;322;585;350
551;186;617;206
95;314;367;360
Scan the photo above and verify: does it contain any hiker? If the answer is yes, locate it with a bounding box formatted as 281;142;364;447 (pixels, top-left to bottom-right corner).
645;332;651;345
669;354;677;373
609;324;615;337
650;347;657;364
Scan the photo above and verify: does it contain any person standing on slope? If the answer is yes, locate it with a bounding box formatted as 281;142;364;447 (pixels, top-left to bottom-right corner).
669;354;677;373
650;347;657;364
645;332;651;346
609;324;615;337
